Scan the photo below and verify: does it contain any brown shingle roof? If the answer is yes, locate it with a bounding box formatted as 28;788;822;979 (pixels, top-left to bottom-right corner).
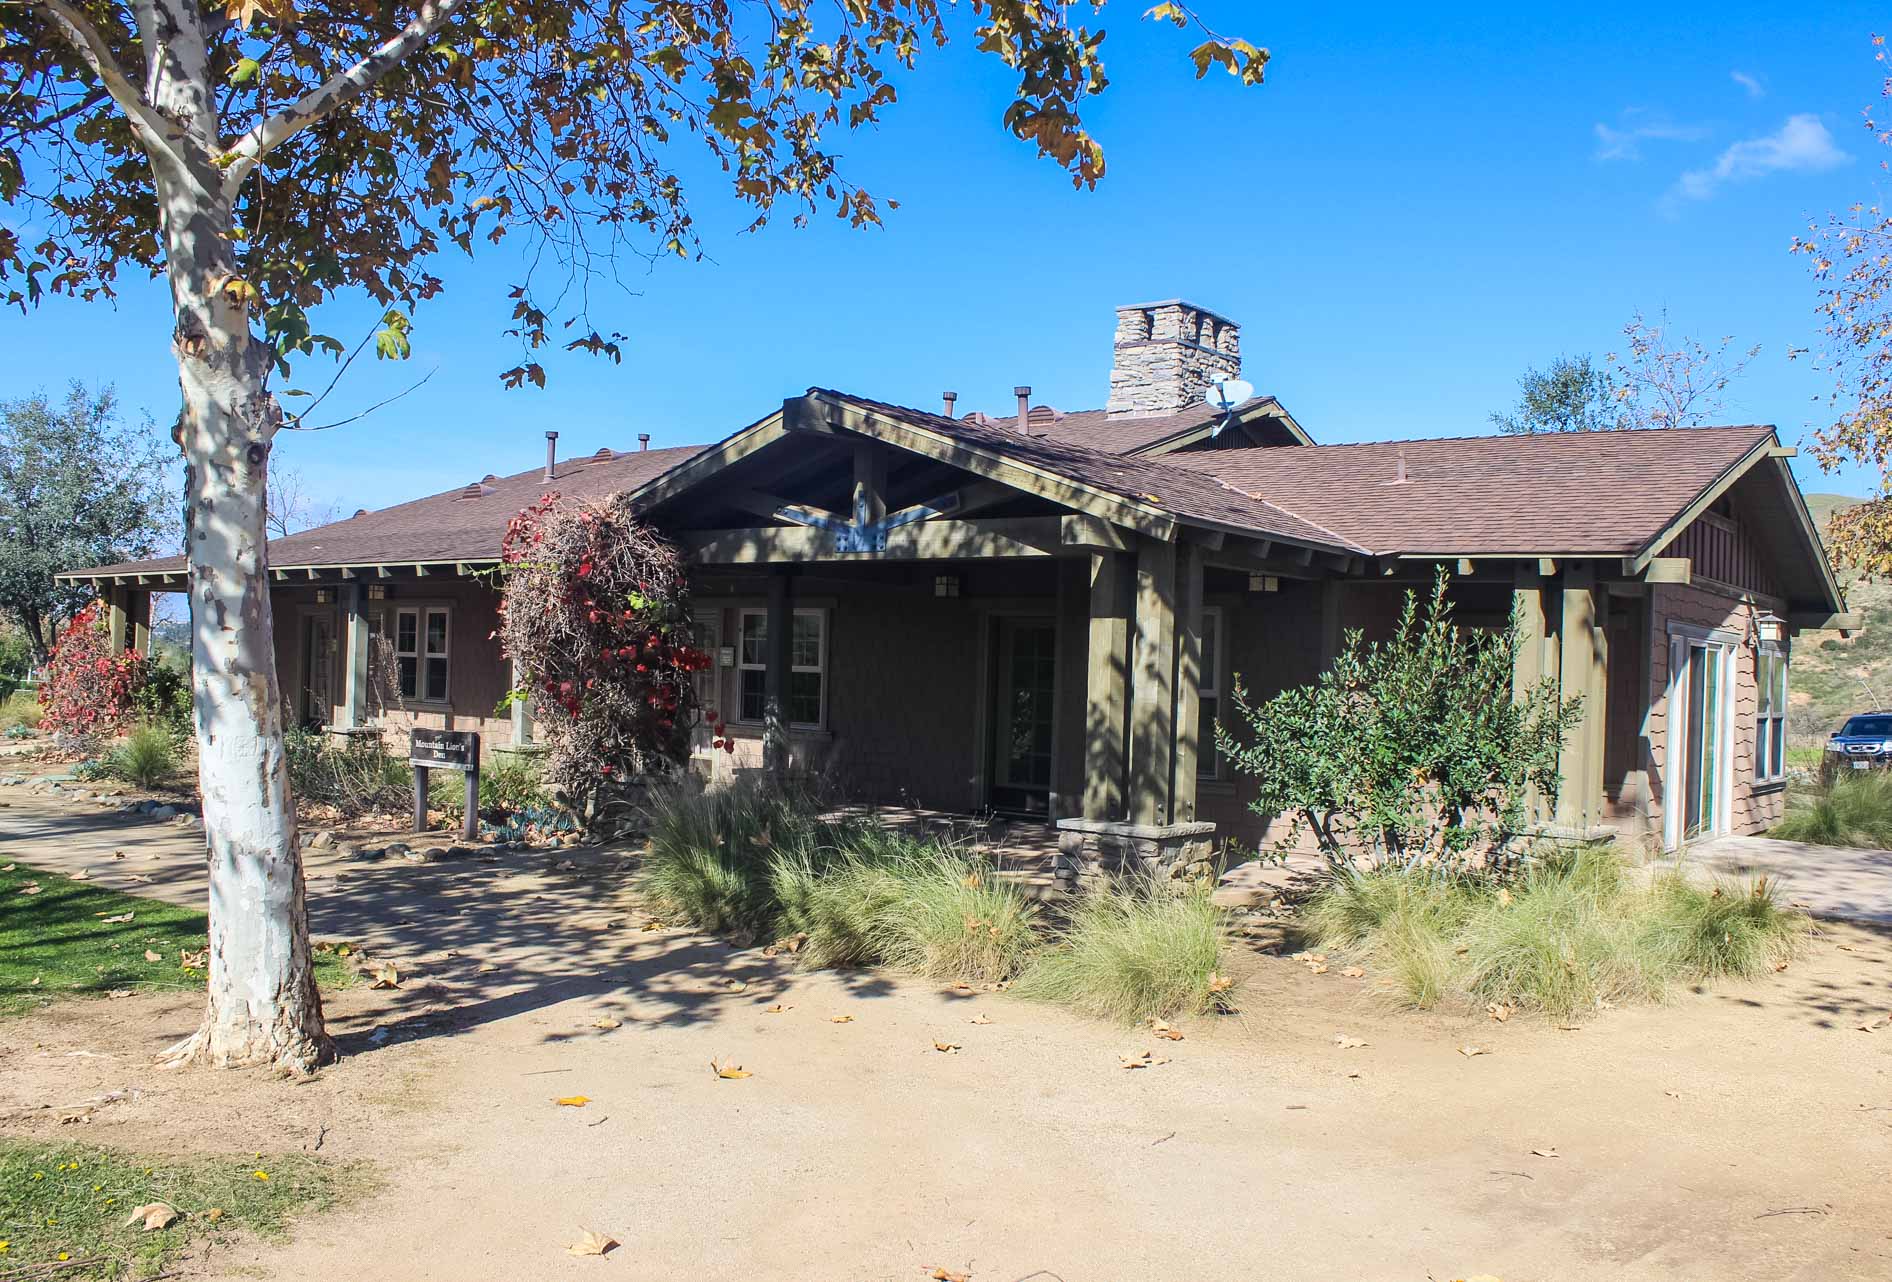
67;443;709;579
958;397;1300;454
1160;425;1779;556
814;390;1362;551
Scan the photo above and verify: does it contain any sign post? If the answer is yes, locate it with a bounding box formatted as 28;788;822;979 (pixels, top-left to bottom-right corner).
410;729;480;842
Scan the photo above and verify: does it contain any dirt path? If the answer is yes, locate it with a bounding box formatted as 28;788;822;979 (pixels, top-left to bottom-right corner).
4;783;1891;1281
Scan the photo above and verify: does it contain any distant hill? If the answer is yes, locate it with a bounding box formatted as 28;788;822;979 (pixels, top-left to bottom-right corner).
1790;493;1890;736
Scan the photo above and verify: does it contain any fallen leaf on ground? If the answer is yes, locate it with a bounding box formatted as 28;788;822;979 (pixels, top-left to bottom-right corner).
1340;966;1365;979
18;883;39;895
925;1268;970;1282
1334;1034;1368;1050
1120;1051;1169;1070
1459;1044;1491;1058
640;920;666;932
764;1003;791;1014
710;1058;752;1079
1150;1022;1184;1041
1306;962;1329;975
124;1202;178;1232
179;949;207;970
555;1095;591;1107
477;963;497;973
1837;944;1857;952
143;950;162;963
726;979;748;993
0;862;13;870
1771;959;1790;972
1486;1003;1513;1023
98;912;133;923
949;982;977;996
369;964;400;989
968;1014;993;1025
567;1230;618;1257
1531;1147;1560;1158
591;1017;622;1031
932;1041;960;1054
107;989;131;999
69;870;91;881
1206;973;1233;994
829;1014;854;1024
204;1208;223;1223
127;874;152;884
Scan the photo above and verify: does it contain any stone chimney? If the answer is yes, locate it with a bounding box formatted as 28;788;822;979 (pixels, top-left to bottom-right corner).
1105;300;1242;419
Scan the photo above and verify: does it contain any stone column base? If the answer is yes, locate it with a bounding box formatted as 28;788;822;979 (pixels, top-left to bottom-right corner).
1054;818;1219;891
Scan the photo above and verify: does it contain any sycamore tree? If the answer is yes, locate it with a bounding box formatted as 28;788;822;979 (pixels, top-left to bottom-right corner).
1492;312;1757;435
0;0;1267;1070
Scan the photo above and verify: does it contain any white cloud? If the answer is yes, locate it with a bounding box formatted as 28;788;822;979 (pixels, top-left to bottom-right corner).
1731;70;1765;99
1670;113;1847;202
1594;113;1709;162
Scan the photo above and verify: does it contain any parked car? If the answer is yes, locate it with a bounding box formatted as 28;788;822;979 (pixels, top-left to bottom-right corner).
1823;712;1892;783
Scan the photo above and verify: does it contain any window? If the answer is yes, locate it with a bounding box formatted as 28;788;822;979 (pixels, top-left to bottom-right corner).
1198;607;1223;779
691;617;721;722
738;608;827;727
1755;648;1787;783
393;606;450;703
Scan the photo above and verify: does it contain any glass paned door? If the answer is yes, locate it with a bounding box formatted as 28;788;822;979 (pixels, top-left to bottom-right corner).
990;617;1057;813
303;613;337;728
1682;642;1725;840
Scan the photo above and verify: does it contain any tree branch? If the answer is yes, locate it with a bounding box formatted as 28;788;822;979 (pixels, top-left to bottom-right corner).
218;0;475;195
24;0;179;158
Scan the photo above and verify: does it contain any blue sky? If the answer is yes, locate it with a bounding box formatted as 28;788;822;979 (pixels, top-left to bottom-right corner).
7;2;1891;510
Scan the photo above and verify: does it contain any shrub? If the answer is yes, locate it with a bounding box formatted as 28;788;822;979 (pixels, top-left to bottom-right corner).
480;753;549;812
1303;844;1807;1021
1772;773;1892;848
132;651;194;739
284;729;412;817
640;781;812;937
863;845;1040;983
104;722;179;789
1217;568;1583;873
1016;881;1234;1023
37;601;148;734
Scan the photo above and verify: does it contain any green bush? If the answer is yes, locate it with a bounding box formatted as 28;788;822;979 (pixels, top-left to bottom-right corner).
1303;844;1807;1021
1772;773;1892;848
1016;881;1234;1023
132;652;193;738
103;722;179;788
284;728;412;817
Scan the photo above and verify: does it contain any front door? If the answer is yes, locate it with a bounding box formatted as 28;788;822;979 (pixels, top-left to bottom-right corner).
1668;637;1731;845
302;612;338;728
988;616;1057;815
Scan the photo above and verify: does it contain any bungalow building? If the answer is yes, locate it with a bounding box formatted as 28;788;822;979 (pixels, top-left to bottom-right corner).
62;301;1850;858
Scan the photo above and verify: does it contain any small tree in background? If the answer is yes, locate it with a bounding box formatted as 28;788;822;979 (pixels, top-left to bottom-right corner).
1215;571;1582;873
37;600;149;737
1492;313;1756;436
497;493;711;836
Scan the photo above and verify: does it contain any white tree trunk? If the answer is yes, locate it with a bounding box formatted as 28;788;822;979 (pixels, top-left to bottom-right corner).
133;2;329;1071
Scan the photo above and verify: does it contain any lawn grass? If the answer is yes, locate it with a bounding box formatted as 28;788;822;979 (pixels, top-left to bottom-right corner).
1302;844;1807;1022
0;862;354;1016
0;1139;360;1278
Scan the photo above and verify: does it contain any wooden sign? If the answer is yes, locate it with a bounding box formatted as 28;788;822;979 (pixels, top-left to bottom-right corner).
410;729;479;770
409;729;480;840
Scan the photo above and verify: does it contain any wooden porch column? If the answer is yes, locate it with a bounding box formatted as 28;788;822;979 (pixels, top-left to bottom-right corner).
105;586;129;654
851;442;887;528
1555;565;1608;834
763;569;792;772
1128;537;1178;826
127;592;152;656
339;582;372;731
1082;550;1130;820
1052;558;1091;821
1317;578;1345;668
1171;542;1205;823
1512;565;1548;827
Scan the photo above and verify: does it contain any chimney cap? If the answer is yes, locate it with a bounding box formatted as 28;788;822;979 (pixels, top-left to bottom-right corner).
1013;384;1032;398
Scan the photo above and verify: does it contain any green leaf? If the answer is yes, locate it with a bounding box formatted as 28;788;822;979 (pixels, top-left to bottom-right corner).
230;58;261;85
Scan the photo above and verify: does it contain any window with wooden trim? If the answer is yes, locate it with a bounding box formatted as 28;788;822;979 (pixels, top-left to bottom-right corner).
394;606;450;703
1198;606;1223;779
1755;648;1787;783
737;608;827;727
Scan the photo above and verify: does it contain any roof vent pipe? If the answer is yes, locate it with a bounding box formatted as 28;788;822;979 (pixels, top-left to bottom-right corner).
1394;449;1408;485
1014;385;1031;434
544;430;558;482
638;433;651;452
942;390;958;417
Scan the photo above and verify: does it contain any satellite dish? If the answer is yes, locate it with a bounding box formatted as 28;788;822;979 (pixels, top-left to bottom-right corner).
1204;377;1254;413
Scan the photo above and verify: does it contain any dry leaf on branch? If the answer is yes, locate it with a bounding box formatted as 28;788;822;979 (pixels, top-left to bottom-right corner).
710;1058;752;1079
1120;1050;1169;1070
1333;1034;1368;1050
124;1201;179;1232
567;1230;618;1257
555;1095;591;1107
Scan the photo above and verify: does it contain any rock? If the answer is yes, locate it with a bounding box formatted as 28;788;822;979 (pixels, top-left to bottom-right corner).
150;805;177;820
309;830;337;850
445;846;475;860
420;846;449;862
384;842;411;857
349;845;387;861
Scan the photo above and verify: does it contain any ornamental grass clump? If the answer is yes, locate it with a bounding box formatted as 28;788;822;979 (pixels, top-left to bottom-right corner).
641;781;820;939
1016;880;1235;1024
1303;844;1808;1022
104;722;179;789
1771;772;1892;848
863;846;1041;984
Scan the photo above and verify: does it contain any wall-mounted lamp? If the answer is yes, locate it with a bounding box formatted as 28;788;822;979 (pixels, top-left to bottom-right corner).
934;574;961;598
1754;610;1786;646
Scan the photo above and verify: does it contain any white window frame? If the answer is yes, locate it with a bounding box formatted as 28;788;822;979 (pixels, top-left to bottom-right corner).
736;607;828;729
1755;645;1788;785
393;605;451;705
1198;606;1223;780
